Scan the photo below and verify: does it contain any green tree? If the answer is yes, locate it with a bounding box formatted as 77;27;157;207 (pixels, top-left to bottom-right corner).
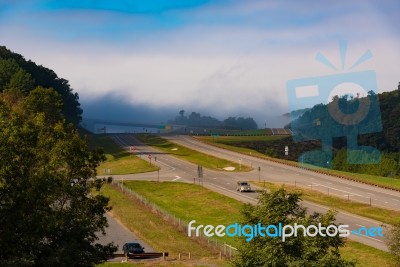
22;86;64;124
0;90;116;266
223;116;258;130
0;58;20;90
232;188;355;267
6;68;35;93
386;222;400;266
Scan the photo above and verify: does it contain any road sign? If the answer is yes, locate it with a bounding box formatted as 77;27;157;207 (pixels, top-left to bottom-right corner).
148;154;152;160
129;146;136;153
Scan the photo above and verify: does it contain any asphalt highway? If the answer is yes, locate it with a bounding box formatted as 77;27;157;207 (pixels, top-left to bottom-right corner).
97;213;154;254
106;134;396;251
168;135;400;212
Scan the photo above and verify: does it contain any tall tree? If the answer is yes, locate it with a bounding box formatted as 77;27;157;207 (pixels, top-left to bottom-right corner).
0;89;116;266
233;188;355;267
22;86;64;124
0;58;21;90
6;68;35;93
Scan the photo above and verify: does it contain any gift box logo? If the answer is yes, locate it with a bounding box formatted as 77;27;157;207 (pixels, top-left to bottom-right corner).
286;41;382;168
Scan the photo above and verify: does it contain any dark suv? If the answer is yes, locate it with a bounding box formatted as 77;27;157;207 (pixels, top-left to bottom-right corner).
123;242;145;258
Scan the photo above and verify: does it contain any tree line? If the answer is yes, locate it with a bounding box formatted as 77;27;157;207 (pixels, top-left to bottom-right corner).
169;110;258;130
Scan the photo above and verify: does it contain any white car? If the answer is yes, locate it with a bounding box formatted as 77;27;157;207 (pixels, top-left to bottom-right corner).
236;181;251;192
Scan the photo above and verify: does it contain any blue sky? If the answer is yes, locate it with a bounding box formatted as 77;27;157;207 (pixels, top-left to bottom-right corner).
1;0;399;126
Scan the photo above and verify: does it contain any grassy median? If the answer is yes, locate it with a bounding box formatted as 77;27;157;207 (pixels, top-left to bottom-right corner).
135;134;252;172
88;134;158;175
123;181;241;246
99;184;221;260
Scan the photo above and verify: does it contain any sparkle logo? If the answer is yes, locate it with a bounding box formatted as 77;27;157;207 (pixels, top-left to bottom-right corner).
286;40;382;168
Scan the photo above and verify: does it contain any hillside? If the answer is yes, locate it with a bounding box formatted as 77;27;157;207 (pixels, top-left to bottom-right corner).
0;46;82;125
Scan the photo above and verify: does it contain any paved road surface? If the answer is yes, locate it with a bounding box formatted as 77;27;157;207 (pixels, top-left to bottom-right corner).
168;135;400;212
97;213;154;254
105;134;396;252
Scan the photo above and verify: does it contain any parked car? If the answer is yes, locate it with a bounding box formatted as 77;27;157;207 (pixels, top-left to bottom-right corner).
123;242;145;258
236;181;251;192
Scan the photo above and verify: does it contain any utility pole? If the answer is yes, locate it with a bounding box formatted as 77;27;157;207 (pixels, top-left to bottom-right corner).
197;165;203;190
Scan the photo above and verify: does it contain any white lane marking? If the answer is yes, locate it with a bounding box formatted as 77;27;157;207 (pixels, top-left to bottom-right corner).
172;176;181;181
354;234;384;243
157;160;175;170
356;224;366;227
367;193;375;196
313;183;362;197
391;199;400;202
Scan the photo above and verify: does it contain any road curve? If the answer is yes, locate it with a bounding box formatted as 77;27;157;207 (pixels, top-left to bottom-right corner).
167;135;400;212
105;134;393;251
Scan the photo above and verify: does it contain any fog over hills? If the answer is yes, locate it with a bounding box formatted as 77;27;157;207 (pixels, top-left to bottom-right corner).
81;93;289;128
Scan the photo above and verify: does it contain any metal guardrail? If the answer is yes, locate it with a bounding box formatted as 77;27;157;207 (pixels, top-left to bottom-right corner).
113;252;168;259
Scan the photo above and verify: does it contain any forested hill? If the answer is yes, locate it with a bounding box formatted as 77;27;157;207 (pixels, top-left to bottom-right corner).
169;110;258;130
0;46;82;125
291;87;400;152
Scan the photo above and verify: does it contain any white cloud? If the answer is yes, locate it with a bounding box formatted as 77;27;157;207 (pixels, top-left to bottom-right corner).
0;0;399;126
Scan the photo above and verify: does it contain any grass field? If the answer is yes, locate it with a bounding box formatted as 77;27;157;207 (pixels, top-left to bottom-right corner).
102;181;396;267
88;134;158;175
196;136;400;191
99;184;223;261
135;134;252;172
253;181;400;225
123;181;241;246
340;240;396;267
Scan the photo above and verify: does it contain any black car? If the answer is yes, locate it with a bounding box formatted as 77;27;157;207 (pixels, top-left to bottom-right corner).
123;242;145;258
